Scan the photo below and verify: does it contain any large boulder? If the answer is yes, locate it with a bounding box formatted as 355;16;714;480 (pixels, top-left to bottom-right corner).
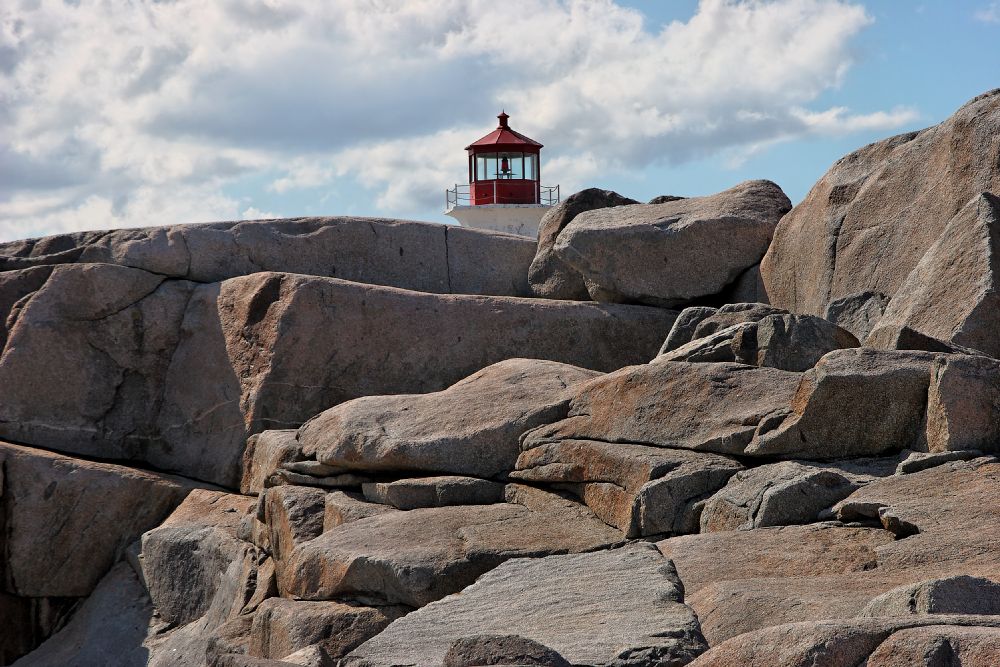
512;438;742;537
657;312;859;372
344;543;708;666
522;361;803;457
761;89;1000;319
528;188;638;300
282;485;622;608
550;180;791;306
698;459;890;532
0;217;535;297
299;358;600;479
870;193;1000;356
0;440;199;598
0;266;676;487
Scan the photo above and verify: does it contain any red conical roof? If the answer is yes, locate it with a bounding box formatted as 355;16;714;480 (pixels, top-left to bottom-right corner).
466;111;543;151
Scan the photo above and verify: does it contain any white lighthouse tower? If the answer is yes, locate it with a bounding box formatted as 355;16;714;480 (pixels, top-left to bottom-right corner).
444;112;559;238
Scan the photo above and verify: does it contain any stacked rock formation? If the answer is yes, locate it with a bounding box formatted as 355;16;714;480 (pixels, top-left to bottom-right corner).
3;90;1000;667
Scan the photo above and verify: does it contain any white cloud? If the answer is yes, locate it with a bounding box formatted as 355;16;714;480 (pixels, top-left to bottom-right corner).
1;0;917;241
975;2;1000;23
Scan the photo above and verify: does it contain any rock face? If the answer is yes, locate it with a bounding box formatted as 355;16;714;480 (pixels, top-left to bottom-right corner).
299;358;600;479
523;360;803;457
0;217;535;297
550;180;791;306
344;543;708;666
0;441;199;598
870;193;1000;356
762;89;1000;320
0;267;675;487
657;312;859;372
282;486;622;608
512;439;742;537
528;188;638;300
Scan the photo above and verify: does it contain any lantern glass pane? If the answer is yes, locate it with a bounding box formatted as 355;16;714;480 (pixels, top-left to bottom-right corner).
524;154;536;180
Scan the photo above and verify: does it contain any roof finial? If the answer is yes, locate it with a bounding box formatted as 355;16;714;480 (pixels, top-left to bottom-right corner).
497;110;510;128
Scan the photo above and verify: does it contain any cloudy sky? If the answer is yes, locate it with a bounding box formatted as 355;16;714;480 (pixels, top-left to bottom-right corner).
1;0;998;242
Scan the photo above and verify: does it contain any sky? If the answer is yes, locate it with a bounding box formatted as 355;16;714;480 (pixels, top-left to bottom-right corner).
1;0;998;243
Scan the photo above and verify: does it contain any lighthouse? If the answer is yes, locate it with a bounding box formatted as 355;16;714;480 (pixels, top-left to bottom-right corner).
445;112;559;238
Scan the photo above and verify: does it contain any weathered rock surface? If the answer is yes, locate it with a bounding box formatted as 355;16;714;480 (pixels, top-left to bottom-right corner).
859;575;1000;617
323;492;398;532
865;623;1000;666
0;267;675;487
744;348;937;459
661;458;1000;644
512;439;741;537
258;486;327;570
300;359;600;479
344;543;707;666
12;563;154;667
442;635;570;667
875;194;1000;357
657;313;858;371
762;90;1000;319
361;476;506;510
0;217;535;296
925;352;1000;454
0;440;199;598
551;180;791;306
522;360;802;457
687;616;1000;667
824;290;890;340
528;188;638;300
242;431;303;496
249;598;404;661
283;486;622;608
698;460;888;532
139;490;257;627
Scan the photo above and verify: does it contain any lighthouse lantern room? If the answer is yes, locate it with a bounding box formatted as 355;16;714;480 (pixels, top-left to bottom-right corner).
445;112;559;238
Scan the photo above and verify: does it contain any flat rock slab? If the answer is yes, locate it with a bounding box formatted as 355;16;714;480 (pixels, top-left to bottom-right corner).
282;486;622;608
301;358;600;479
688;616;1000;667
362;476;506;510
552;180;791;306
522;360;803;457
513;438;742;537
344;543;707;667
0;440;201;597
0;216;535;297
0;266;676;487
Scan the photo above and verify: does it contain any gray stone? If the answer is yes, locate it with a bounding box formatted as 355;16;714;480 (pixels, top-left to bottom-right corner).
300;359;600;479
528;188;638;300
869;193;1000;357
553;180;791;306
657;313;858;372
242;430;303;495
139;490;256;627
859;575;1000;617
864;623;1000;666
925;353;1000;454
895;449;986;475
659;306;719;353
345;543;707;667
762;90;1000;319
824;290;890;341
361;476;506;510
699;461;875;532
522;360;802;458
689;303;788;339
249;598;405;660
259;486;326;577
865;323;984;354
512;439;741;537
686;616;1000;667
0;267;676;488
12;563;154;667
282;485;622;608
719;264;770;305
0;217;536;297
0;440;200;598
442;635;570;667
323;491;398;532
